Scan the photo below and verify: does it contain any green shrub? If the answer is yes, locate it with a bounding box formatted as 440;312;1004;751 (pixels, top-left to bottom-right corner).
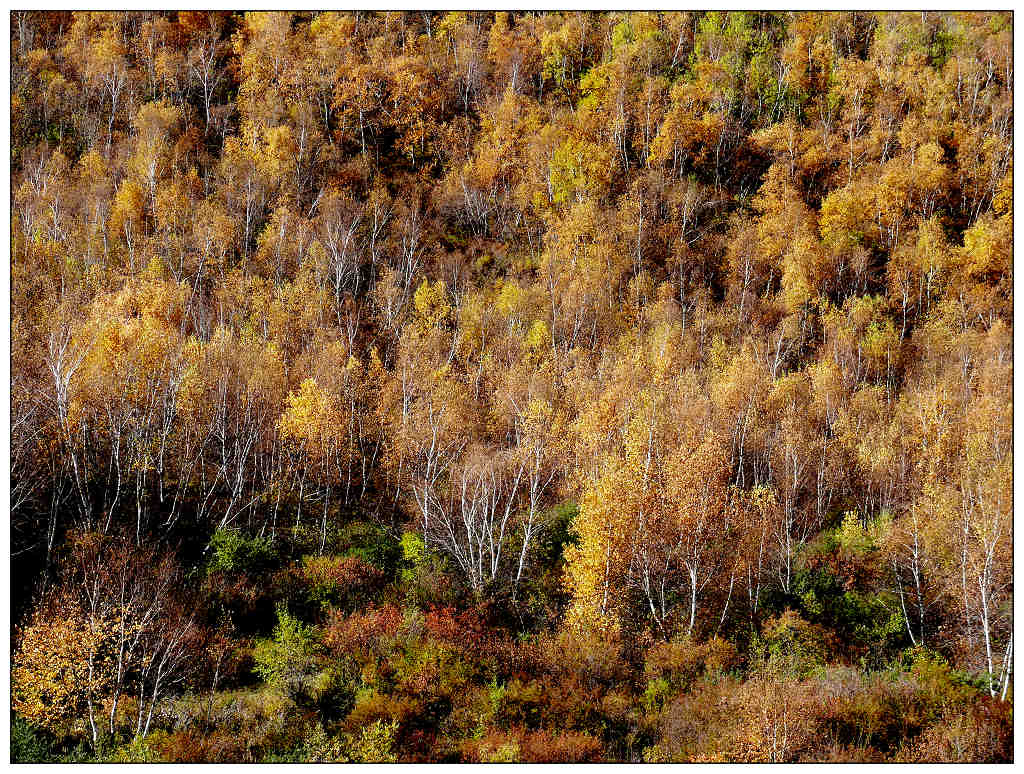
253;606;322;697
399;531;427;585
538;503;579;566
208;528;277;574
755;609;832;678
302;723;347;763
836;511;874;554
905;648;980;714
836;510;892;556
398;531;455;606
347;719;400;763
310;662;360;721
11;714;52;763
641;676;672;714
486;677;507;720
339;521;402;576
491;678;545;729
262;723;347;763
108;732;169;763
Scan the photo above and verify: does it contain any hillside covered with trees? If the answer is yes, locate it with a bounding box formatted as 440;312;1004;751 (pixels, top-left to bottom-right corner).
10;11;1013;763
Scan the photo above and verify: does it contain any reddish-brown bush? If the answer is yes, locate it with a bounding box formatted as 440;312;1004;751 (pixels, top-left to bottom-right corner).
324;604;402;660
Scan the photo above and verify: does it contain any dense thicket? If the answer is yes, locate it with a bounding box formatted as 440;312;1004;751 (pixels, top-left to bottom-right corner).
11;11;1012;762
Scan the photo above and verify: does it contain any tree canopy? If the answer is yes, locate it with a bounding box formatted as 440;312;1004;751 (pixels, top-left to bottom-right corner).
10;11;1012;763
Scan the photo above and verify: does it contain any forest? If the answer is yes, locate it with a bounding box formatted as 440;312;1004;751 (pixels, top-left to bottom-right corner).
9;11;1013;763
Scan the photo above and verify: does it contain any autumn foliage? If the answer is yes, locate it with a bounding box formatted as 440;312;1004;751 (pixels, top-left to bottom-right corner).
10;11;1012;762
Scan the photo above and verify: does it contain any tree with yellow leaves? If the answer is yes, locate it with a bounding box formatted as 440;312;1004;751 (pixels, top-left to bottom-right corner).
279;377;347;553
13;591;115;747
